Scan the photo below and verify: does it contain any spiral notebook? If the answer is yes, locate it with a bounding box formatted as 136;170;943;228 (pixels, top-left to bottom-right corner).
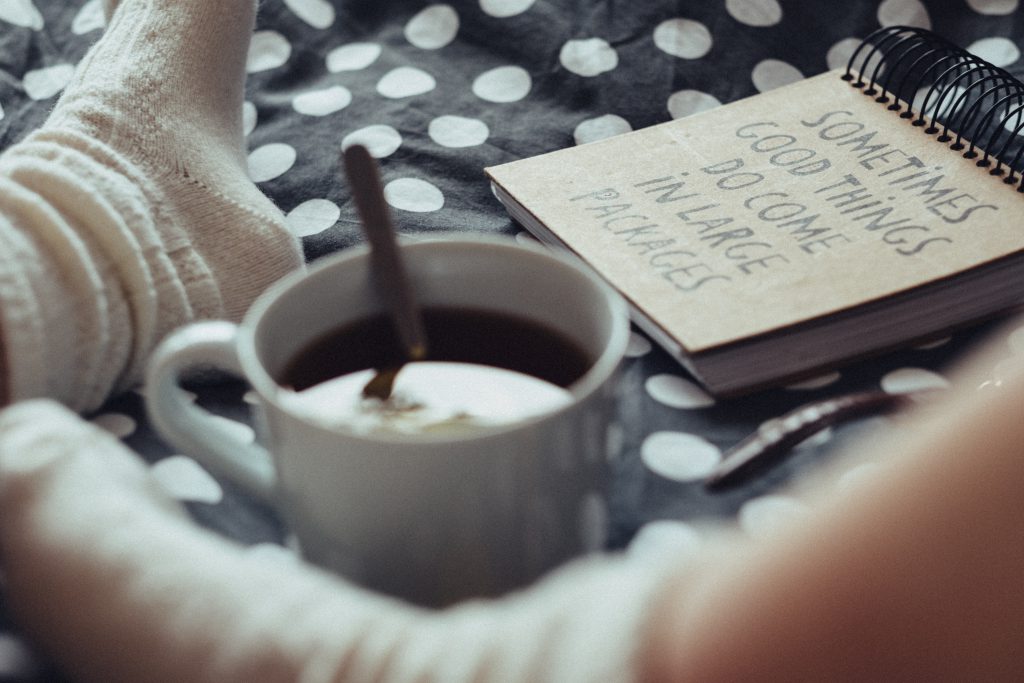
486;27;1024;395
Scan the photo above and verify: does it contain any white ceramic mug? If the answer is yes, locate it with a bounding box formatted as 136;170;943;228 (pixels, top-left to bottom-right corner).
146;235;629;606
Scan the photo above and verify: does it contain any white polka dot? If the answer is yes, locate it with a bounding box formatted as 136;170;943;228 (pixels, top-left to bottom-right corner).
384;178;445;212
880;367;950;394
293;85;352;116
574;114;632;144
243;390;261;405
248;143;297;183
0;634;37;679
91;412;136;439
785;371;841;390
559;37;618;77
342;124;403;158
578;492;609;552
479;0;536;17
752;59;803;92
72;0;105;34
326;42;382;72
645;374;716;408
628;520;702;561
472;65;532;102
286;198;340;237
725;0;782;27
624;331;652;358
967;0;1018;14
247;30;292;73
0;0;42;29
23;64;74;100
915;85;965;118
1005;110;1024;135
284;0;335;29
377;66;437;98
242;101;257;136
667;89;721;119
827;37;861;71
967;36;1020;67
150;456;224;504
428;115;490;147
642;431;721;481
877;0;931;29
210;415;256;444
405;4;459;50
653;19;712;59
739;495;810;538
828;36;890;76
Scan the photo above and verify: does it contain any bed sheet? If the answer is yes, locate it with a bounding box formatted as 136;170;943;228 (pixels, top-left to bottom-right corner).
2;1;1023;679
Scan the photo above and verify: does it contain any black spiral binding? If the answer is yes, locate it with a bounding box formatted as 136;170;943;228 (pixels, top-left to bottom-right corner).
844;26;1024;190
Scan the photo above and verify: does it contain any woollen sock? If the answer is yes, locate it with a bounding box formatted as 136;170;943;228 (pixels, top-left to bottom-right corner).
0;400;681;683
0;0;303;412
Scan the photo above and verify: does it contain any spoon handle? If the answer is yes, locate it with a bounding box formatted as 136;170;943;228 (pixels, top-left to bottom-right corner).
342;144;428;360
703;390;918;490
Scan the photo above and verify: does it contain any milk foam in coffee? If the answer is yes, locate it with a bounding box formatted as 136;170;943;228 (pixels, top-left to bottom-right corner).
276;306;592;436
281;361;573;435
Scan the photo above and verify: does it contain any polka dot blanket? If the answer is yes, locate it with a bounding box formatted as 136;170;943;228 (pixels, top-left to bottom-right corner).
3;0;1024;679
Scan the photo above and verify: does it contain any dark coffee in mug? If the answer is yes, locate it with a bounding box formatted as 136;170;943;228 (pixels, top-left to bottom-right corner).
280;305;593;390
278;306;594;436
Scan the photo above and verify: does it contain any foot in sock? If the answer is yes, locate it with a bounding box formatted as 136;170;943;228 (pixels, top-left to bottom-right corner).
0;0;303;411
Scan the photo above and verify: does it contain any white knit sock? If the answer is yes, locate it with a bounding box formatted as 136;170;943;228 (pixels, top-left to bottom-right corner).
0;0;303;411
0;400;682;683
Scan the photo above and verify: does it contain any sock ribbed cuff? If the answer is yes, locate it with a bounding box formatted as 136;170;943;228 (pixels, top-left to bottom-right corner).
0;134;207;408
0;0;302;411
0;214;51;404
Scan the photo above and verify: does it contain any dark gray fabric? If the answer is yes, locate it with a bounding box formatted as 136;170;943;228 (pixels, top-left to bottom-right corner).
0;1;1018;679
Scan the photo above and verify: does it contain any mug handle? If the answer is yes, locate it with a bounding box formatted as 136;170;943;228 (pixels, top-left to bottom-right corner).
145;321;277;504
